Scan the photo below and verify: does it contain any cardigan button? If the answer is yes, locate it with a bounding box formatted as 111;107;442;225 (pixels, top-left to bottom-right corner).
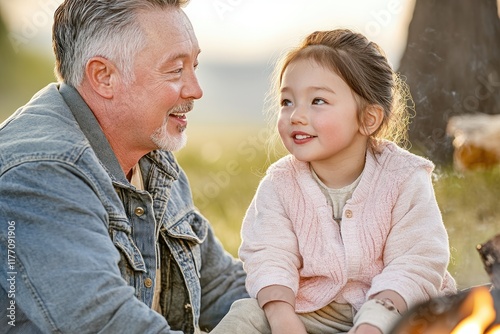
345;210;353;219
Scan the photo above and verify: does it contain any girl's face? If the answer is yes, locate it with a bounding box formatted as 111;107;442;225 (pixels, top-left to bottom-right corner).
277;58;368;167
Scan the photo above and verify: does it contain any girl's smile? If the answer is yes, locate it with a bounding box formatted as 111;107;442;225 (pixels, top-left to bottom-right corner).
291;131;317;144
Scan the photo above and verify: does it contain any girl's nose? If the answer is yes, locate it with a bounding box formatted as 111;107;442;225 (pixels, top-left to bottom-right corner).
290;106;307;124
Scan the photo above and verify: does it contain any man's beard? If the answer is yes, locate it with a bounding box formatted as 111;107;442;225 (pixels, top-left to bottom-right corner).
151;101;193;151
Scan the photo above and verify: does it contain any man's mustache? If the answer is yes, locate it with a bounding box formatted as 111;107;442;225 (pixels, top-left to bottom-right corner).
170;101;194;114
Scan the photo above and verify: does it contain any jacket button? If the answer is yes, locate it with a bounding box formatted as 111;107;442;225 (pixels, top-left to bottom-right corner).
134;207;145;216
184;303;192;310
345;210;353;218
144;277;153;288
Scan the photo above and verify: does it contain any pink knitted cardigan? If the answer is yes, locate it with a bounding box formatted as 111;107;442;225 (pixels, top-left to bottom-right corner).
240;141;456;313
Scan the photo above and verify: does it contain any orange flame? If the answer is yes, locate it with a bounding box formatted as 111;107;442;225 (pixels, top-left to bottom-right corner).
485;325;500;334
451;286;497;334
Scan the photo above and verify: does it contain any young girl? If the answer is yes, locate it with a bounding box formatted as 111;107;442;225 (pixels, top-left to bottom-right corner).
211;29;456;334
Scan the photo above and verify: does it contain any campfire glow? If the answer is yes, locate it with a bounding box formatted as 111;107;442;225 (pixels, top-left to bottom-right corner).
451;286;498;334
488;325;500;333
390;234;500;334
487;325;500;334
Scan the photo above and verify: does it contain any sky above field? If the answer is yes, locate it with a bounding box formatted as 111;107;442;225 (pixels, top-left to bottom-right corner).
0;0;415;66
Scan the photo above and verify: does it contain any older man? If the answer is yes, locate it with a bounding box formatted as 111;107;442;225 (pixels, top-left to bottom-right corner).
0;1;247;333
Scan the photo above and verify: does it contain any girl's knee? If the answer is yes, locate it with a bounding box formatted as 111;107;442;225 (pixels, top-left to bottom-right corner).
212;298;270;334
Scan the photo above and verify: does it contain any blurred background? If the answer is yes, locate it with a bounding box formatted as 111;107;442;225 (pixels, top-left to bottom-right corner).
1;0;499;290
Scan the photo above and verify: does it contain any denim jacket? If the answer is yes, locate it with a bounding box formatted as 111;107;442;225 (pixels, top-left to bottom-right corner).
0;84;248;333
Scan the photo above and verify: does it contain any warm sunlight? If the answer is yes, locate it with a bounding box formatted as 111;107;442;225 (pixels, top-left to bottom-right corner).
184;0;415;64
0;0;415;65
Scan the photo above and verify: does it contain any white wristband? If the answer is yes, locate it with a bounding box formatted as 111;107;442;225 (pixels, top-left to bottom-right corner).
353;299;401;334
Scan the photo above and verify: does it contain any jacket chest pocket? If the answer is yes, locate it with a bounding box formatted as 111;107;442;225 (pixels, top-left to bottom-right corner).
162;212;208;278
109;219;147;287
112;229;147;272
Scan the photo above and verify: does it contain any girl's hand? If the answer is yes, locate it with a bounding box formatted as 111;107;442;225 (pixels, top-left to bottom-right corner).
348;323;382;334
263;301;307;334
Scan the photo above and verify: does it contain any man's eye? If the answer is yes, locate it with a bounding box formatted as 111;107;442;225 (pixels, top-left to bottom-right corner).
281;99;292;107
312;98;326;105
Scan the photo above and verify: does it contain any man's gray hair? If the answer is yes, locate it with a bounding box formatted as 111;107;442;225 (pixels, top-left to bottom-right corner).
53;0;190;86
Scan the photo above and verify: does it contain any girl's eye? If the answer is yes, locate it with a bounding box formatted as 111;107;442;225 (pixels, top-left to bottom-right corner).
281;99;292;107
312;98;326;105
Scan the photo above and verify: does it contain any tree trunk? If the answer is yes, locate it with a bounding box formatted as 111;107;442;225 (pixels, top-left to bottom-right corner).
398;0;500;165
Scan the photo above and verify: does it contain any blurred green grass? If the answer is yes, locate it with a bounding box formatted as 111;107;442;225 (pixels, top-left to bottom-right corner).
175;125;275;254
0;50;55;121
433;167;500;289
177;125;499;290
0;8;55;119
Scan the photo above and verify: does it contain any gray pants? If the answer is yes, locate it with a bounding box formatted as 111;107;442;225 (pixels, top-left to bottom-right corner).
211;298;354;334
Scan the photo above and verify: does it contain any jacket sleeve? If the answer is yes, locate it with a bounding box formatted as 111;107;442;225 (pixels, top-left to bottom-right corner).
239;176;303;299
0;161;175;333
198;222;249;330
367;167;454;308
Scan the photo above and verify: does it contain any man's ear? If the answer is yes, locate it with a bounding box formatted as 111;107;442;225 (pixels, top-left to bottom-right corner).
84;56;117;99
360;104;384;136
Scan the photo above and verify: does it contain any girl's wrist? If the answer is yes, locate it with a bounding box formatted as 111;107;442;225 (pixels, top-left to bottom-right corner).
353;299;401;333
263;300;295;318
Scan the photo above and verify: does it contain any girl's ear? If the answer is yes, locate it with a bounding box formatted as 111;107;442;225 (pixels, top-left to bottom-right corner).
360;104;384;136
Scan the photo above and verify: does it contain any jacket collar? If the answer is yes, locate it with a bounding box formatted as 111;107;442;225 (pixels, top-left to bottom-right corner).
59;83;129;185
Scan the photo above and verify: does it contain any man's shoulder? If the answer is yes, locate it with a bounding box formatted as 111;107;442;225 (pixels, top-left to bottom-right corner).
0;84;91;172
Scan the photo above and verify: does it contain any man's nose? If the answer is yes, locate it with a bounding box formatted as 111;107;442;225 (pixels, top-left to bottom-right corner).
181;70;203;101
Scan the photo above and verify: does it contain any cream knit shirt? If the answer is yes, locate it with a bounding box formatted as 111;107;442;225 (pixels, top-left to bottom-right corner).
240;141;456;313
311;167;362;225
